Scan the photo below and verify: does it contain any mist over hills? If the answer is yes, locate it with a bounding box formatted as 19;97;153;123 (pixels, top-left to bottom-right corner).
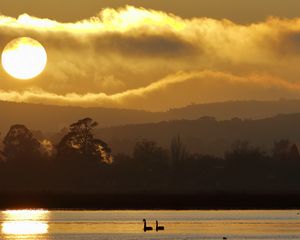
97;113;300;156
2;100;300;198
0;101;158;134
2;99;300;136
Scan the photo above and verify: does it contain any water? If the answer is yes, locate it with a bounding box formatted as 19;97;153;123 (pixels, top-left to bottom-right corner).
0;210;300;239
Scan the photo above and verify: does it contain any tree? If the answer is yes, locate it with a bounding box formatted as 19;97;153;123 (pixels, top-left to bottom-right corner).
224;140;269;189
0;132;5;162
272;139;300;162
170;135;188;167
133;139;169;171
0;151;5;162
225;140;266;164
57;118;112;164
3;124;41;163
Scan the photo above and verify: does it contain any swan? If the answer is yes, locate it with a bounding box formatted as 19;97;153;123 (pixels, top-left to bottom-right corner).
143;219;153;232
155;220;165;231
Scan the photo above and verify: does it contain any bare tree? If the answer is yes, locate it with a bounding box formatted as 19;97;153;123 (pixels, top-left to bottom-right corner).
170;135;188;166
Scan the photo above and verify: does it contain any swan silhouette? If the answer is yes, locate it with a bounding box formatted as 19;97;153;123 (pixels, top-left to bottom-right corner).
143;219;153;232
155;220;165;231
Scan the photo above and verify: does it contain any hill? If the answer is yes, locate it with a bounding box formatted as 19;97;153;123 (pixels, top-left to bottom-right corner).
96;113;300;156
2;99;300;134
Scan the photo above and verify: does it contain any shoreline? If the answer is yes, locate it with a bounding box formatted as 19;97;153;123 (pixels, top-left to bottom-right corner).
0;192;300;210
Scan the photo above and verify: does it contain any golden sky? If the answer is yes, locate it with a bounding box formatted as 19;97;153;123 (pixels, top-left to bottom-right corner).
2;0;300;23
1;2;300;110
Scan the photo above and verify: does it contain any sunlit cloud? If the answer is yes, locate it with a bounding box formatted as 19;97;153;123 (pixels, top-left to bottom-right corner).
0;6;300;110
0;71;299;110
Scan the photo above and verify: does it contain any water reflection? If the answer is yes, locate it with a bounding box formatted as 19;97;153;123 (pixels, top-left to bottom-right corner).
2;221;48;235
1;209;49;237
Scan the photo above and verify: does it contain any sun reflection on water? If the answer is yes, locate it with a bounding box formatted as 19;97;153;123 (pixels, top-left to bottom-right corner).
2;221;48;235
1;209;49;236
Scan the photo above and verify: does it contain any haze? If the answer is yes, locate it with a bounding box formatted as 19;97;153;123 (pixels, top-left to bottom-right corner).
1;0;300;111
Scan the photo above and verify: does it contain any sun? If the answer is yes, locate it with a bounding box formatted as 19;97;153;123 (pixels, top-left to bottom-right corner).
1;37;47;80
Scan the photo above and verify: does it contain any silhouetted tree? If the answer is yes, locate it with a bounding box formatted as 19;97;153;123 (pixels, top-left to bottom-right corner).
170;135;188;167
0;131;4;162
134;140;168;164
3;124;41;163
57;118;112;164
0;151;5;162
272;139;300;162
289;144;300;162
225;140;266;164
131;139;169;191
224;140;269;190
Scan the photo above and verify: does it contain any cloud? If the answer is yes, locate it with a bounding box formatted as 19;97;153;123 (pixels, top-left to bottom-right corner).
0;6;300;110
0;71;300;110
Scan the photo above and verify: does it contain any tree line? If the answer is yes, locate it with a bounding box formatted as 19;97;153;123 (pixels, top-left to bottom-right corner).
0;117;112;165
0;117;300;194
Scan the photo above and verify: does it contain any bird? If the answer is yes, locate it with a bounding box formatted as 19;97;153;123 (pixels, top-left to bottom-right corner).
155;220;165;231
143;219;153;232
223;237;227;240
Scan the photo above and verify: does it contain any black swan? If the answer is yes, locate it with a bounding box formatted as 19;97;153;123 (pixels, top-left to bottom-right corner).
156;220;165;231
143;219;153;232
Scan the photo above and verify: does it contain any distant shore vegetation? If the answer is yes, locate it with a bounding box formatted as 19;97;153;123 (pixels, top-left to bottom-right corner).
0;117;299;194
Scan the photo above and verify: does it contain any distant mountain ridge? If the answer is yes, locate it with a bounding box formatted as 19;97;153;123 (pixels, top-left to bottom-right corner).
96;113;300;156
167;99;300;120
1;99;300;134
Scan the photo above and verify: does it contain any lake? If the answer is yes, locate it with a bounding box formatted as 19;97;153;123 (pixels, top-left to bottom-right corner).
0;209;300;239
